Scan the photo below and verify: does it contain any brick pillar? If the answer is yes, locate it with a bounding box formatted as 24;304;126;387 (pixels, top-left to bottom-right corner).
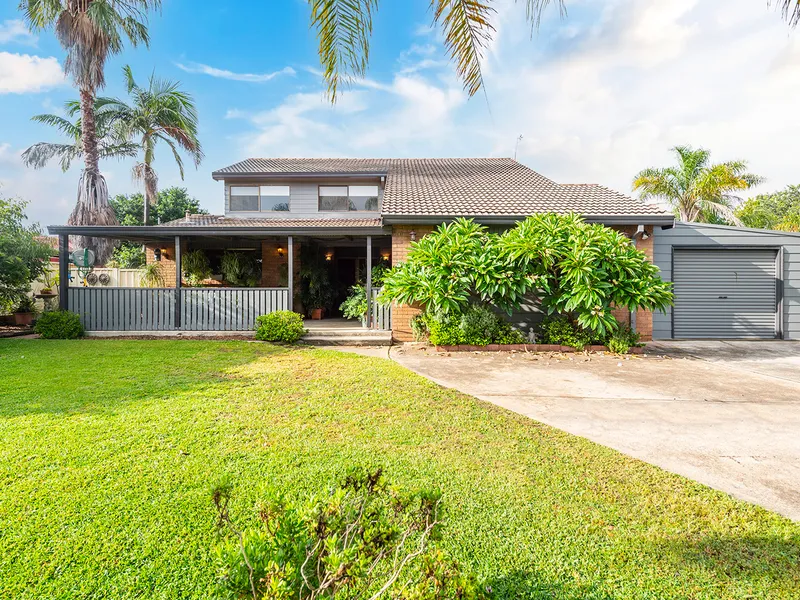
261;238;301;307
391;225;434;342
145;243;176;287
610;225;655;341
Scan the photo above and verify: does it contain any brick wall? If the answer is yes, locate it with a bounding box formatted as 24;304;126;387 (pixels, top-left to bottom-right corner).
391;225;434;342
261;238;301;309
145;243;176;287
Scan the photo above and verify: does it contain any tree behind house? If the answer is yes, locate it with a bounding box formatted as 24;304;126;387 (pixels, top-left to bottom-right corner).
632;145;763;224
109;188;206;267
20;0;161;263
736;185;800;232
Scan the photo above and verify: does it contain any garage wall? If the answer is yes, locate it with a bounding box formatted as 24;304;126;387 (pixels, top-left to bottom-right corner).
653;222;800;340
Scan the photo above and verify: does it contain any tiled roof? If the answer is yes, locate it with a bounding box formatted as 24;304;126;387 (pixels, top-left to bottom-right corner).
212;158;669;218
158;214;384;228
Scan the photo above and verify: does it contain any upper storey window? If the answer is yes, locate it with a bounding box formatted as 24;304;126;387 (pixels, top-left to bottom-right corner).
229;185;290;212
319;185;379;212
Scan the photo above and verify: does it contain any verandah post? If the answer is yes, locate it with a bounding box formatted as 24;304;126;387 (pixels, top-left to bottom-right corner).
366;235;372;328
174;235;182;329
59;233;69;311
287;235;294;312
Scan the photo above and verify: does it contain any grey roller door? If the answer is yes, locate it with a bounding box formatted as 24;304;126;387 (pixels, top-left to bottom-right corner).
673;249;778;339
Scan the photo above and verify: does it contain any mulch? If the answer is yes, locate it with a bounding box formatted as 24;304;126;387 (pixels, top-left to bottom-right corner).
0;325;34;339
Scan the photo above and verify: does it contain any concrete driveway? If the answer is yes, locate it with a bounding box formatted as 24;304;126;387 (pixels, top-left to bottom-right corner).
390;341;800;521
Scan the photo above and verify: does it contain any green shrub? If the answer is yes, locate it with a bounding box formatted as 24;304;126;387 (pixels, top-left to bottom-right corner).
428;313;464;346
220;251;259;287
212;468;485;600
493;320;527;344
410;313;430;341
255;311;305;343
340;283;367;320
33;311;84;339
427;306;526;346
540;316;594;350
606;324;640;354
459;305;496;346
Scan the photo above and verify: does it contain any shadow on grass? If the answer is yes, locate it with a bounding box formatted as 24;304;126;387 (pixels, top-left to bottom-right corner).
483;570;616;600
663;532;800;586
0;338;294;418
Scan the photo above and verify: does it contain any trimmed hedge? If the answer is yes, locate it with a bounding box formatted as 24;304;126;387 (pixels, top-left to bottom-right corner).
255;311;305;343
33;311;84;339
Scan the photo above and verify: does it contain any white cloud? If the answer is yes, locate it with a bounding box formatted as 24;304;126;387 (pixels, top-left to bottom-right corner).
175;61;296;82
0;19;36;45
0;52;64;94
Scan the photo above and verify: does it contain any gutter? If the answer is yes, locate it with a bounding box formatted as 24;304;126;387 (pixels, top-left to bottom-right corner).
381;214;676;227
47;224;391;238
211;171;389;181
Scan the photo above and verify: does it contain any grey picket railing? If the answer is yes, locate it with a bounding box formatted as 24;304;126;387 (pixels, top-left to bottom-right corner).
68;286;289;331
69;287;176;331
371;288;392;331
181;288;288;331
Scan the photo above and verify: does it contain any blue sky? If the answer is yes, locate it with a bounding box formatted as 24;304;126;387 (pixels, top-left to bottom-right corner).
1;0;799;227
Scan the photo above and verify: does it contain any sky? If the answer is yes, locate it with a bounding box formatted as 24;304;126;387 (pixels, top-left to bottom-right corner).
1;0;799;228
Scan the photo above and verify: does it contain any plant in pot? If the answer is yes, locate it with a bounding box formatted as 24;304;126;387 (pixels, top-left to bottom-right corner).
182;249;212;287
13;295;37;326
220;251;259;287
300;263;334;320
38;269;59;296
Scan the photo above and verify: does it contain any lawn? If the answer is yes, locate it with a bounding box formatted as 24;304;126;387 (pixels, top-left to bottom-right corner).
0;340;798;599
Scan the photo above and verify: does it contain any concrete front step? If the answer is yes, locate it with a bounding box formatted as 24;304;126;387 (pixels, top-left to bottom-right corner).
302;333;392;346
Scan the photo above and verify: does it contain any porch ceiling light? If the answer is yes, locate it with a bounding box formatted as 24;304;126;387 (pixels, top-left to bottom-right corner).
325;251;333;262
381;252;390;261
277;246;285;257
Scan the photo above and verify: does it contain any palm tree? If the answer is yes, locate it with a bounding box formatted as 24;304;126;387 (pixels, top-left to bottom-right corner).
22;99;138;172
20;0;161;262
632;146;764;225
100;66;203;225
308;0;565;100
776;0;800;25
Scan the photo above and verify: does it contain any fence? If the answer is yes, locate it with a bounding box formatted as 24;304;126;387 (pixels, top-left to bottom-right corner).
181;288;289;331
371;288;392;331
69;287;176;331
69;287;289;332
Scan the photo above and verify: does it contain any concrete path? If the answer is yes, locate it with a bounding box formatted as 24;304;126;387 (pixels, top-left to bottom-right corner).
390;342;800;521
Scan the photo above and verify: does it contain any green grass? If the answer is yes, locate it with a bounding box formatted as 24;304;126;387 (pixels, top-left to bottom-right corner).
0;340;798;599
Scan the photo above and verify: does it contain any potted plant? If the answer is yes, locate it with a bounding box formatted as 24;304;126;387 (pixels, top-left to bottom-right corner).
300;263;334;320
38;269;59;296
13;296;36;326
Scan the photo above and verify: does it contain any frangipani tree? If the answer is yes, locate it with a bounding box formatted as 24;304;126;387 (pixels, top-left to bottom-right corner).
380;215;672;337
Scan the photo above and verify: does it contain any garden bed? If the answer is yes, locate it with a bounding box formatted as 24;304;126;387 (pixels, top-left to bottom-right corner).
433;343;645;354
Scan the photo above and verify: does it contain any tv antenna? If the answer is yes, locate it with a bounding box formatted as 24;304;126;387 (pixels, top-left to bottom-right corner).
514;134;523;160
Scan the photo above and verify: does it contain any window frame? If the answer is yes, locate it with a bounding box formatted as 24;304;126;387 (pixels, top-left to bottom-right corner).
228;184;291;212
317;184;380;212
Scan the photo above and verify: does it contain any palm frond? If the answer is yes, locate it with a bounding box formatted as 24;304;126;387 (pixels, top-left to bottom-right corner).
521;0;566;31
632;167;682;203
21;142;79;171
30;113;81;140
701;199;743;226
432;0;496;97
309;0;378;102
773;0;800;25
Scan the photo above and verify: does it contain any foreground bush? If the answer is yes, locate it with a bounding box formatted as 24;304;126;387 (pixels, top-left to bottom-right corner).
212;468;485;600
606;324;640;354
381;215;673;338
255;311;305;343
420;305;526;346
33;311;84;339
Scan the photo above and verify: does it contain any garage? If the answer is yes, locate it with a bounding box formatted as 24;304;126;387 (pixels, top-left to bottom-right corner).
672;248;778;339
653;222;800;341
